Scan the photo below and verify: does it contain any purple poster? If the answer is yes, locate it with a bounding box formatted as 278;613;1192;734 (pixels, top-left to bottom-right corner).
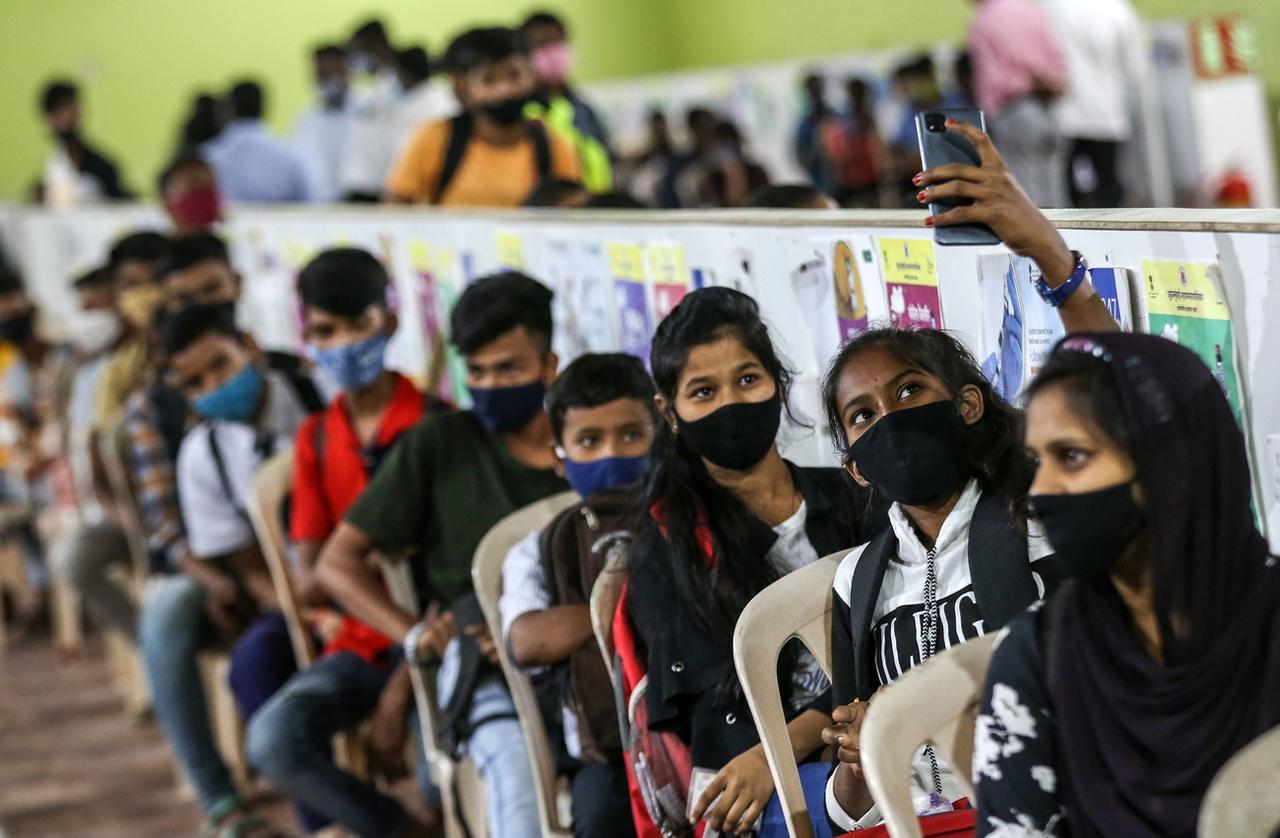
615;279;652;367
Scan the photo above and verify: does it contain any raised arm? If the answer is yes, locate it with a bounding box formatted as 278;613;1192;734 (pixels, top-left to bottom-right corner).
917;120;1119;334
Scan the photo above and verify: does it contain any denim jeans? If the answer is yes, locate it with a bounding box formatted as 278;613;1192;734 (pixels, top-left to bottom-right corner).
246;651;403;837
227;610;326;832
759;761;833;838
570;762;635;838
52;520;137;639
455;673;541;838
138;574;236;813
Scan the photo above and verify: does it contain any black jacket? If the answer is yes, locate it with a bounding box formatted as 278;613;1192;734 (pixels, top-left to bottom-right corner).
626;463;879;770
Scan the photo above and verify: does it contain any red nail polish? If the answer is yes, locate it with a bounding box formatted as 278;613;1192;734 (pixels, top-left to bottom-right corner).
945;118;957;126
924;216;935;227
917;190;928;203
912;174;923;185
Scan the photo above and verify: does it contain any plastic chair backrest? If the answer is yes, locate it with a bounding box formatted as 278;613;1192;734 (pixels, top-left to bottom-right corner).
733;552;843;838
1199;722;1280;837
472;490;580;838
589;548;628;683
380;553;485;838
859;631;999;838
96;421;151;589
246;446;316;668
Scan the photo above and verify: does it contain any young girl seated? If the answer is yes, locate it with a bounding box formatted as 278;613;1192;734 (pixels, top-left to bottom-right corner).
821;120;1119;829
624;287;877;837
974;333;1280;837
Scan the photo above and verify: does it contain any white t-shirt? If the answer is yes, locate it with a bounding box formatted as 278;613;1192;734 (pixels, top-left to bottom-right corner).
1044;0;1144;141
176;370;310;559
827;479;1055;831
767;500;830;711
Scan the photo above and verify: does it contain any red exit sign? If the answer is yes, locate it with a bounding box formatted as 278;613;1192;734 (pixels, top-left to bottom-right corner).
1190;16;1257;80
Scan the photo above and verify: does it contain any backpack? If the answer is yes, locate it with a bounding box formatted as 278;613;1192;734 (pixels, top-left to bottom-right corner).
432;112;553;204
612;581;697;838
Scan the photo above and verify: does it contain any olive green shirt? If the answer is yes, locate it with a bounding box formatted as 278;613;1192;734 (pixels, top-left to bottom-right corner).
344;409;568;605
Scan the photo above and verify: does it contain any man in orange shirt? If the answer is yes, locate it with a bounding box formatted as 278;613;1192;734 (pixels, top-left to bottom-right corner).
384;26;580;207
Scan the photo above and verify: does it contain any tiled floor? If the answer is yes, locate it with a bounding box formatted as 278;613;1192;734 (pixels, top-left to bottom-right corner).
0;632;291;837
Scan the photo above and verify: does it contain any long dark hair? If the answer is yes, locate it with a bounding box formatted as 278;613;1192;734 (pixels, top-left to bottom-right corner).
642;287;796;647
821;326;1033;505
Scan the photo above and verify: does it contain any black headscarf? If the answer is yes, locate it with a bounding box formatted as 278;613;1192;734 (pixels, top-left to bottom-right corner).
1047;332;1280;837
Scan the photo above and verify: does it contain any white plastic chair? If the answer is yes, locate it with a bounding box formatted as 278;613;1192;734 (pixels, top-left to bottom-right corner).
859;631;999;838
248;447;371;778
1199;722;1280;837
733;552;844;838
589;548;629;684
381;555;488;838
472;490;581;838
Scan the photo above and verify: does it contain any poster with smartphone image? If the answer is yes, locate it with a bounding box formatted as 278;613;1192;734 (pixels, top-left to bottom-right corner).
1143;260;1245;424
978;254;1064;401
879;237;943;330
789;235;887;372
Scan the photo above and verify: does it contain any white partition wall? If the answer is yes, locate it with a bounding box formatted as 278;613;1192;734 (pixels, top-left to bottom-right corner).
6;203;1280;548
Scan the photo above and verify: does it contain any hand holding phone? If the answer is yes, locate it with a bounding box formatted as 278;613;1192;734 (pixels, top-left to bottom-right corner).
915;109;1000;246
916;119;1077;283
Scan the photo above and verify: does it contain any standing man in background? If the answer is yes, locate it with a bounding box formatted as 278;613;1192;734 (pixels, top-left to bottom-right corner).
384;27;580;206
1045;0;1144;207
967;0;1070;207
520;11;613;192
292;44;355;202
339;19;407;202
204;80;314;204
37;80;132;205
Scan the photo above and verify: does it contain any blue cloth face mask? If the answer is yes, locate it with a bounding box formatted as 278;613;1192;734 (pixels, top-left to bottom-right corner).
311;332;390;393
468;379;547;436
193;364;265;423
562;454;648;499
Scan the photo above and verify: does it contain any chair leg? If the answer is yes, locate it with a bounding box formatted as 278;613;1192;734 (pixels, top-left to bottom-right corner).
198;652;251;789
49;577;83;656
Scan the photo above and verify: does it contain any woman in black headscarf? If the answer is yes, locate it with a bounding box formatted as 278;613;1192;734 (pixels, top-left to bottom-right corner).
973;331;1280;837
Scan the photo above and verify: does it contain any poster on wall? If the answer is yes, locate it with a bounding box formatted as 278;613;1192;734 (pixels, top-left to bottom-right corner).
789;238;877;371
1088;266;1137;332
878;238;943;329
495;231;525;270
408;240;468;404
645;242;691;321
609;242;652;366
978;255;1064;401
544;239;617;361
1143;260;1244;421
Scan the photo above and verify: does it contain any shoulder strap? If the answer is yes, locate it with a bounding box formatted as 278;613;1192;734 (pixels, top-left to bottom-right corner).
264;351;324;413
967;490;1039;631
206;425;252;526
149;385;189;465
847;529;898;701
434;113;475;204
526;120;553;180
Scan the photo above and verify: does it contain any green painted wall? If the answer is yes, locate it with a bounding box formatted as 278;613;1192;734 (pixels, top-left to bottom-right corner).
2;0;1275;201
0;0;677;200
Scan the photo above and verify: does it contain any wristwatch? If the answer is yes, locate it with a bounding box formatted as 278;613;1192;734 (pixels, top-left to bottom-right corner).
1034;250;1089;308
403;621;430;665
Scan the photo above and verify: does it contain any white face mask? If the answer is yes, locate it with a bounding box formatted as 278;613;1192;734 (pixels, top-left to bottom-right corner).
70;309;122;355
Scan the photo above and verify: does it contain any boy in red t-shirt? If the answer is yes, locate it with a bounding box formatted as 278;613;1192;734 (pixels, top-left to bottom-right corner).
245;248;441;837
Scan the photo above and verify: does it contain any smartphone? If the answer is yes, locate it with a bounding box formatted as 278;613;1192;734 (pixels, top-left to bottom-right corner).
916;108;1000;247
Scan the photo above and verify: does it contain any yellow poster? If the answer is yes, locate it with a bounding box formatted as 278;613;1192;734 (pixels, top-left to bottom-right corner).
495;232;525;269
608;243;645;281
878;237;943;329
1142;260;1242;419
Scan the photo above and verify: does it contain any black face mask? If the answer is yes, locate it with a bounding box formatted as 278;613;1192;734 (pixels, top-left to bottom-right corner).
1030;482;1145;579
0;312;35;346
481;95;528;126
848;400;972;506
677;392;782;472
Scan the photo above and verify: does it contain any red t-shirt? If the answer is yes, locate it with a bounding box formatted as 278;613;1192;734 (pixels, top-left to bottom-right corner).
290;372;425;664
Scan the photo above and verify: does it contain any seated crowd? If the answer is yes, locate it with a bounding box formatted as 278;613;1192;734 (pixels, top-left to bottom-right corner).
4;111;1276;838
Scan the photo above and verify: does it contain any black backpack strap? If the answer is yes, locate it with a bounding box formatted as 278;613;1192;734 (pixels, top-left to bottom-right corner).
264;351;324;413
433;113;475;204
149;385;189;465
846;528;898;701
967;490;1039;630
526;120;553;180
206;425;252;527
